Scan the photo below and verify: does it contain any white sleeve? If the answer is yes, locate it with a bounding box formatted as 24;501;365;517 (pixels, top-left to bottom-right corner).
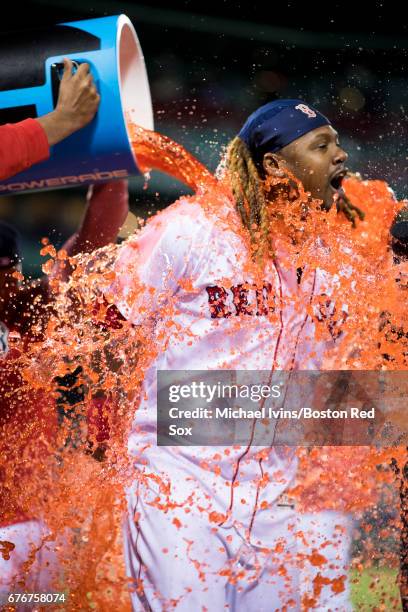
104;208;194;325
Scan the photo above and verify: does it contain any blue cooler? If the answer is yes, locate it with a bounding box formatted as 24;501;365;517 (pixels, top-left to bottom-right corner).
0;14;153;195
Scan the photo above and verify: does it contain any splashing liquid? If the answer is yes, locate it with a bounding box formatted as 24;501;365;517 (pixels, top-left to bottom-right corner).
128;122;217;192
0;121;407;610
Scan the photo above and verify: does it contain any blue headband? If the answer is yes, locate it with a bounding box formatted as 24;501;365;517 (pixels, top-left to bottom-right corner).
238;99;331;158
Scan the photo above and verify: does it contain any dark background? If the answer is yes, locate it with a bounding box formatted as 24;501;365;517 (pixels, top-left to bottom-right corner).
1;0;408;275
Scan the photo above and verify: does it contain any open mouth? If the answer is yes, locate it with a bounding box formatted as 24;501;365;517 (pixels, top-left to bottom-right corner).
329;171;346;191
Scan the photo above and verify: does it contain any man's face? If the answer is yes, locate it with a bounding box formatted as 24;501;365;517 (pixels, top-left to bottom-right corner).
268;125;349;209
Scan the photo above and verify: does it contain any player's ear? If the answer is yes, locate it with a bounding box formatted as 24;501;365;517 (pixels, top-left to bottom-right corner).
262;152;285;177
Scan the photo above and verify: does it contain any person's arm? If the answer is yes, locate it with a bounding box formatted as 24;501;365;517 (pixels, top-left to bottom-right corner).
65;180;129;254
0;119;49;181
52;180;129;282
0;58;99;181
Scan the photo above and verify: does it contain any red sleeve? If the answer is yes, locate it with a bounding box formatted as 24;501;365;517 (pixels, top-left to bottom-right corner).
78;180;129;250
59;180;129;257
87;395;110;444
0;118;50;181
92;299;126;331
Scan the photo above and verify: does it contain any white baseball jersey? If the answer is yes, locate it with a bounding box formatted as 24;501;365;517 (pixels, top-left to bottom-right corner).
106;192;340;539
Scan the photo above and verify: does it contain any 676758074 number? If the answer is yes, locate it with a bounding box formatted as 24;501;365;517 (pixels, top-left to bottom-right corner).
6;593;66;605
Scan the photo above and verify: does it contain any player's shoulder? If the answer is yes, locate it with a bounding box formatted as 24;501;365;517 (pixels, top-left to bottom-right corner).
122;188;241;265
140;194;223;246
153;195;216;228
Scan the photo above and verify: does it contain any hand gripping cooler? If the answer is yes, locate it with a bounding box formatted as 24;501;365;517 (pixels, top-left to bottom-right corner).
0;14;153;195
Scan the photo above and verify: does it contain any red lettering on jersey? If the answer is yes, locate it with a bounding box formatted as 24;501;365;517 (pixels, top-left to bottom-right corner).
316;293;346;341
231;284;253;316
205;286;232;318
256;283;275;316
206;283;276;318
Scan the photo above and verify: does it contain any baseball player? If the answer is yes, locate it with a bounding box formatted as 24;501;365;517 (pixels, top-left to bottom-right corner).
96;99;358;611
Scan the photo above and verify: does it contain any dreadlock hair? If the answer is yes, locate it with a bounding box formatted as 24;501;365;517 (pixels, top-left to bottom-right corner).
225;136;272;261
336;186;365;227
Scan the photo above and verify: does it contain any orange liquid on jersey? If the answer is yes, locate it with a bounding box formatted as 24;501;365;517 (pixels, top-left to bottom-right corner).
0;120;406;610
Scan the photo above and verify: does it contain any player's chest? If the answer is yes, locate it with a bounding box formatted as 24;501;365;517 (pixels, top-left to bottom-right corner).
175;255;315;324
